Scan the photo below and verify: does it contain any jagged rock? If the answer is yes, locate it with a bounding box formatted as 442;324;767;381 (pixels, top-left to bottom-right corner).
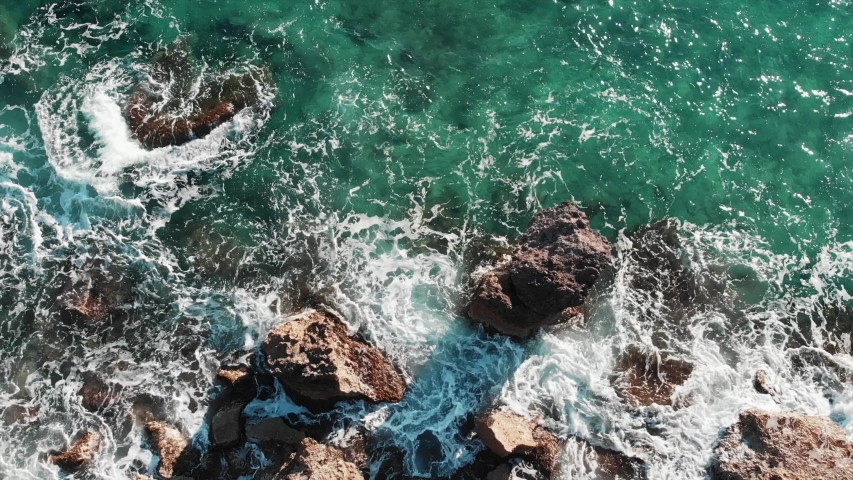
210;400;245;448
610;346;693;408
468;202;611;338
261;310;407;412
216;364;254;391
752;370;776;396
49;431;102;472
78;372;118;412
145;422;191;479
279;438;364;480
475;411;561;478
709;409;853;479
246;417;305;445
591;444;645;480
59;259;133;324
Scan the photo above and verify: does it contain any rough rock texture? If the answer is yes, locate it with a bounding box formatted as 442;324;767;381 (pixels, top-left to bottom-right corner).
611;346;693;408
468;202;611;338
262;310;406;411
59;260;133;324
475;411;562;478
753;370;776;396
210;400;245;448
246;417;305;445
591;445;646;480
710;409;853;479
78;372;117;412
216;364;254;390
145;422;190;479
2;404;38;425
279;438;364;480
49;431;102;472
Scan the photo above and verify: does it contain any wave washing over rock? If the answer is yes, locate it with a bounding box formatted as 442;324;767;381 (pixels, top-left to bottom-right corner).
1;0;853;479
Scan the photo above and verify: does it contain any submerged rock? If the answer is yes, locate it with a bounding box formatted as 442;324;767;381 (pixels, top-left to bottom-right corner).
709;409;853;479
78;372;118;412
475;411;561;478
590;444;646;480
145;422;191;479
49;431;102;472
278;438;364;480
261;309;406;411
610;346;693;408
59;260;133;325
2;404;38;425
468;202;611;338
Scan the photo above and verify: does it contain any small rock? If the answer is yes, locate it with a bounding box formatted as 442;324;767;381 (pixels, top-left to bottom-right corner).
2;404;38;425
262;309;407;411
49;431;102;472
210;400;244;448
752;370;776;396
468;202;611;338
280;438;363;480
216;364;254;390
710;409;853;479
78;372;117;412
246;417;305;445
611;346;693;408
145;422;190;479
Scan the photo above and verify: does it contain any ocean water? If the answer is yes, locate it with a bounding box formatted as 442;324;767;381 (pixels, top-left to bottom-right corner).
0;0;852;478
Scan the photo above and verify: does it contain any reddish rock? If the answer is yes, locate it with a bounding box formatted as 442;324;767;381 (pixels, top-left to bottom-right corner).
78;372;117;412
216;364;254;390
475;411;561;478
710;409;853;480
611;346;693;408
278;438;364;480
261;310;407;411
469;202;611;338
145;422;190;479
591;445;645;480
49;431;102;472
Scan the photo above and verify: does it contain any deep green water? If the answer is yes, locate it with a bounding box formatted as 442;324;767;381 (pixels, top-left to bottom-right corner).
1;0;852;478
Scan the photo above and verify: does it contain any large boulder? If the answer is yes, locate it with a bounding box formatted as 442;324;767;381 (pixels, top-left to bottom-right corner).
261;310;406;411
49;431;102;472
610;346;693;408
278;438;364;480
709;409;853;479
246;417;305;446
475;411;561;478
468;202;611;338
210;399;245;448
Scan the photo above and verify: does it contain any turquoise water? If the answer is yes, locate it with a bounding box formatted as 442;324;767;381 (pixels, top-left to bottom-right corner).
1;0;852;478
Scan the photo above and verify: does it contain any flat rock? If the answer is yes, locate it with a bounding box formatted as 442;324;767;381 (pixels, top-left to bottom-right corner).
280;438;364;480
475;411;561;478
262;310;406;411
469;202;611;338
246;417;305;445
49;431;102;472
710;409;853;480
210;400;245;448
145;422;190;478
611;346;693;408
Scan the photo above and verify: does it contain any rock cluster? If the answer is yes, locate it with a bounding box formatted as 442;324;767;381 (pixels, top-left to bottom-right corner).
710;409;853;479
468;202;612;338
262;310;407;411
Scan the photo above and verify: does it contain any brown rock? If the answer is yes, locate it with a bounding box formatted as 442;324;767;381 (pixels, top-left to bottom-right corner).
469;202;611;338
216;364;254;390
710;409;853;480
475;411;561;478
592;445;645;480
280;438;364;480
246;417;305;445
261;310;407;411
611;346;693;408
752;370;776;396
49;431;102;472
145;422;190;478
78;372;117;412
2;404;38;425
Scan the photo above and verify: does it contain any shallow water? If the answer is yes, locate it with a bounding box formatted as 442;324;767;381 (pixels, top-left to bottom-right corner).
0;0;852;478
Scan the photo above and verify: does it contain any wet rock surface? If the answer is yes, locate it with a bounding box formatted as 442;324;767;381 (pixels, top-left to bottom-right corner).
475;411;562;478
210;399;245;448
246;417;306;445
752;370;776;396
277;438;364;480
78;371;118;412
468;202;611;338
610;346;693;408
261;309;407;411
709;409;853;480
145;422;192;479
49;431;102;472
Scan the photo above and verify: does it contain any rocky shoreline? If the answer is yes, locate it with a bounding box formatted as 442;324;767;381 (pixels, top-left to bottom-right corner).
38;201;853;479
